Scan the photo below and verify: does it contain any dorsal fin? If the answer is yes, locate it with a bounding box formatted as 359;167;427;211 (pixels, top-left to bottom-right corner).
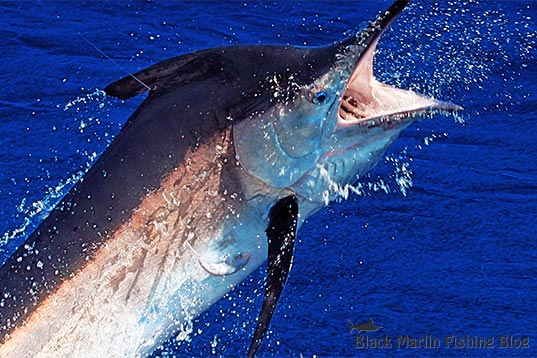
104;50;210;100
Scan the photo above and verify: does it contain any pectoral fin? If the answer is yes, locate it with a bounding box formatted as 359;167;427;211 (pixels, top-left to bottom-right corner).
247;195;298;358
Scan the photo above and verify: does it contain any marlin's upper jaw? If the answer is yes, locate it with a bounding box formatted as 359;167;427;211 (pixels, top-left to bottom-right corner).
335;1;461;131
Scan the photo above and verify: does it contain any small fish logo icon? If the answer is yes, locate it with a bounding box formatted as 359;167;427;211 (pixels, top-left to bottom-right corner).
348;319;382;333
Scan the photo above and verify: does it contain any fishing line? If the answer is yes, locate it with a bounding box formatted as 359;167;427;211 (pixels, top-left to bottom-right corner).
79;33;152;92
41;3;152;92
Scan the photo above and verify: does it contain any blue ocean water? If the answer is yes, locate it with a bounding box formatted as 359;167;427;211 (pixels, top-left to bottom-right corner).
0;1;535;357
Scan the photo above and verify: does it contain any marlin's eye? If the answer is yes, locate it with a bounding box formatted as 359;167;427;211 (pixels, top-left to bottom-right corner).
312;91;328;105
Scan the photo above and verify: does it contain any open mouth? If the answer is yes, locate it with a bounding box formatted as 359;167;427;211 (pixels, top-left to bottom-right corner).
338;72;462;129
336;0;461;130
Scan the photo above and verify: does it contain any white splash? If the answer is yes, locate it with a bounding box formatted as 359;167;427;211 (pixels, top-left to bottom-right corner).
317;150;415;205
0;169;86;247
63;89;107;111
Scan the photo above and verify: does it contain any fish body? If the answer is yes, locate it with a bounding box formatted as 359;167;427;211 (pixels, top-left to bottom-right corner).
0;1;460;356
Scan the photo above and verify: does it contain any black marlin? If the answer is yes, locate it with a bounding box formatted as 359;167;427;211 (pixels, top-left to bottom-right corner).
348;319;383;333
0;1;460;356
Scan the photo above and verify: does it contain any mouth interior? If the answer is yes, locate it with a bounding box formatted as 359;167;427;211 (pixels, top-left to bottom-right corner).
337;39;461;128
